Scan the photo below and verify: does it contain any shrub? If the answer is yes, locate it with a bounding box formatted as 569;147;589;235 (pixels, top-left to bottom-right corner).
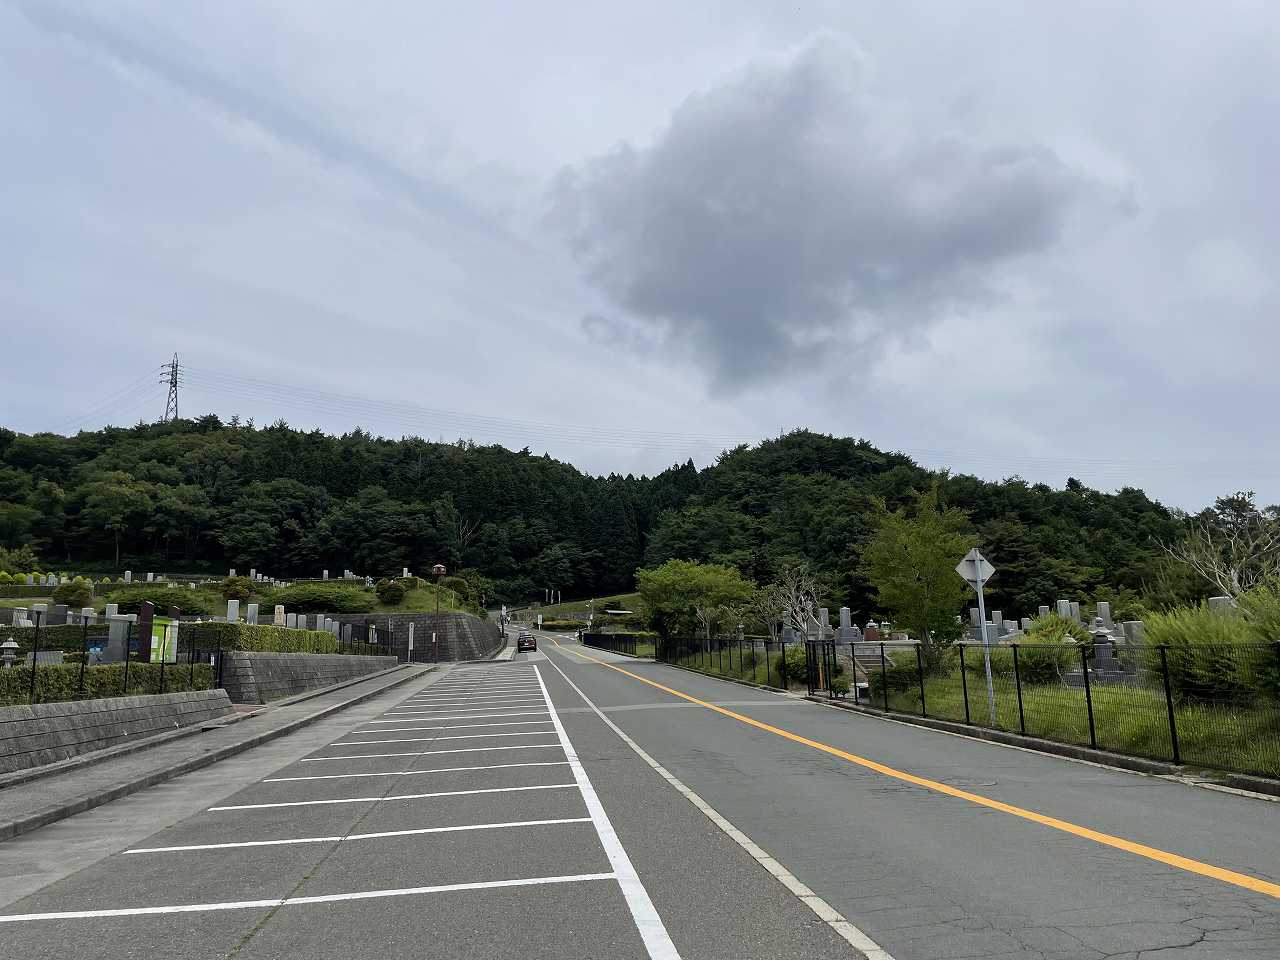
0;662;216;705
182;622;374;655
1024;613;1092;645
104;586;214;616
0;572;11;584
256;583;373;614
220;576;254;602
7;624;111;654
99;576;113;585
775;643;809;685
868;656;920;699
830;674;852;697
539;618;581;631
51;580;94;609
375;579;406;605
1141;603;1274;703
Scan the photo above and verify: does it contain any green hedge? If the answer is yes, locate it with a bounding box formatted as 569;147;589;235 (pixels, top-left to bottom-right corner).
6;624;110;654
0;584;54;599
182;622;381;655
257;583;374;614
103;587;215;616
0;662;217;706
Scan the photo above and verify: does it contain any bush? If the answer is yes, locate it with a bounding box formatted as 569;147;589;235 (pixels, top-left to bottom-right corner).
104;587;214;617
51;580;94;609
220;576;254;601
7;624;110;654
1141;603;1275;703
0;572;11;584
777;644;809;685
261;583;374;614
539;618;582;631
0;662;217;706
375;579;406;605
830;674;852;697
868;655;920;699
1024;613;1091;645
183;622;370;655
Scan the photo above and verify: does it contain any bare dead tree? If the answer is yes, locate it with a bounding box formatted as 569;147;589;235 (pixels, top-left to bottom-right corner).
776;564;819;633
743;585;785;642
1164;506;1280;598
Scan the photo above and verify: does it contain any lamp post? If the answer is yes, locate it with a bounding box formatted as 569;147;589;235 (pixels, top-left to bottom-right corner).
432;564;446;662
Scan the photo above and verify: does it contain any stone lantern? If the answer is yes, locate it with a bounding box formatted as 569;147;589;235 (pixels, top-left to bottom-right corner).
1;638;18;669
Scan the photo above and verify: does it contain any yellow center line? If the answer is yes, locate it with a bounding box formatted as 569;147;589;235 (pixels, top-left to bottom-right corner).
546;634;1280;900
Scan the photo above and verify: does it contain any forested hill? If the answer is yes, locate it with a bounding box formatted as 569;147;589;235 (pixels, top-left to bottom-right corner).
0;419;1191;614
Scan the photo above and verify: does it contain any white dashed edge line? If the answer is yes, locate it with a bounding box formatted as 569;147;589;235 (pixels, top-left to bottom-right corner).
541;649;896;960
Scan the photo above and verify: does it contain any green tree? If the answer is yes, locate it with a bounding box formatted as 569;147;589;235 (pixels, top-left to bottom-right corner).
861;487;977;662
78;473;154;567
636;559;755;640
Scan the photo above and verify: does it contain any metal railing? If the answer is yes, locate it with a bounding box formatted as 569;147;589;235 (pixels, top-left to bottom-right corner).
648;636;807;690
806;639;1280;779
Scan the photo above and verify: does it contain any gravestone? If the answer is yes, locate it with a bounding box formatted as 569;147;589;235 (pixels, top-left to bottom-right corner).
249;569;256;581
1069;601;1081;622
274;605;286;626
105;603;119;618
105;616;132;662
229;568;236;578
402;567;409;579
323;570;329;581
124;571;132;584
10;608;26;626
146;572;154;583
25;575;33;585
31;603;48;624
1208;596;1234;611
313;614;325;631
246;603;259;625
51;604;68;625
1096;601;1113;627
81;607;96;624
1122;621;1145;644
286;613;297;628
1020;617;1033;631
365;576;373;588
189;582;196;590
226;600;240;622
1055;600;1071;619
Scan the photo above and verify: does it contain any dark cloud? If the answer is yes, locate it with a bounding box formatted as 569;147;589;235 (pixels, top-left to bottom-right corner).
552;36;1102;388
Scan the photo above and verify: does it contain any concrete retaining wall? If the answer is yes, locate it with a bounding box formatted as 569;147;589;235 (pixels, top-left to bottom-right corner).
0;690;233;774
220;652;400;704
330;612;502;662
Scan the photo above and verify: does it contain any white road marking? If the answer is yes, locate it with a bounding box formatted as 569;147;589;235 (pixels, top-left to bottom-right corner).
0;872;616;921
394;697;546;707
367;711;549;723
301;744;563;762
352;720;554;734
533;665;681;960
542;647;895;960
385;704;546;715
264;761;570;783
334;731;557;746
209;782;577;811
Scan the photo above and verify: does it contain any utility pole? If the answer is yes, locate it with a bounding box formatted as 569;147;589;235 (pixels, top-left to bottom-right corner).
159;354;182;422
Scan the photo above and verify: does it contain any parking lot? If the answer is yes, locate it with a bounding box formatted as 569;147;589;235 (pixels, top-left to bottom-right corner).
0;661;858;960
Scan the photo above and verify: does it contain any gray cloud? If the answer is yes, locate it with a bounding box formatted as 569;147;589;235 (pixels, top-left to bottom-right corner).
552;36;1105;388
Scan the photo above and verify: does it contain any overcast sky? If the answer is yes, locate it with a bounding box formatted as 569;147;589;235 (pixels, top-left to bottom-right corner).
2;1;1277;509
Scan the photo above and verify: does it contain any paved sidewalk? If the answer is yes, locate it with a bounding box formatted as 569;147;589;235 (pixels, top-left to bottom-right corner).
0;666;432;841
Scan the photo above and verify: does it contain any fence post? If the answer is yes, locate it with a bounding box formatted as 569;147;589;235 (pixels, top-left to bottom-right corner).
189;626;197;687
1158;645;1181;765
1012;644;1026;735
915;644;926;717
121;622;132;697
1080;643;1097;749
77;619;90;699
215;628;224;688
880;643;889;711
158;633;166;695
28;610;42;704
958;644;971;724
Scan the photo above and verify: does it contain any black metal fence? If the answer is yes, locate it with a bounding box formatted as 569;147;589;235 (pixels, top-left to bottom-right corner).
806;640;1280;779
639;636;807;690
1;613;388;707
581;632;656;658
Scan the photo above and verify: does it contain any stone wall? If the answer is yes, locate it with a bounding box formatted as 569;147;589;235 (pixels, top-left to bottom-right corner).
329;612;502;662
0;690;233;774
219;651;400;704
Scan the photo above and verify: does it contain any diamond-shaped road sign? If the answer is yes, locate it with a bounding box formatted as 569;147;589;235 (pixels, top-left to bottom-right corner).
955;548;995;589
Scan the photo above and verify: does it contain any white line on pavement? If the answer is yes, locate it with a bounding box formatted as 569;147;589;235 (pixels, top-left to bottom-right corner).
352;720;554;734
396;697;546;706
301;744;563;762
541;651;895;960
264;761;570;782
367;711;550;723
534;665;681;960
209;782;577;811
332;730;558;746
386;703;546;714
0;872;616;920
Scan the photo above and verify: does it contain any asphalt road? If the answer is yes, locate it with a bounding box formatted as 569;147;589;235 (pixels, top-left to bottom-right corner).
531;633;1280;960
4;634;1279;959
0;657;858;960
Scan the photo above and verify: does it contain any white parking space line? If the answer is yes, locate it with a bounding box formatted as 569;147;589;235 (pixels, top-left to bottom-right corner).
351;721;554;734
0;872;619;921
264;761;571;783
124;817;593;854
301;744;563;762
367;711;550;723
387;702;546;713
533;666;681;960
209;782;578;811
396;697;546;706
333;731;559;746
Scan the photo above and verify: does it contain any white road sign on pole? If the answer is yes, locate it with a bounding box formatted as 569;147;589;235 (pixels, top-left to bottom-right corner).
956;548;998;725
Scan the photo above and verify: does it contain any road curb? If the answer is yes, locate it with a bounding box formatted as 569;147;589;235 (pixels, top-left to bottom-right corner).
0;665;432;843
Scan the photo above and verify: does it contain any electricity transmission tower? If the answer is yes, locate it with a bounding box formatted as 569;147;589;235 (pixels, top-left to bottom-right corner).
159;354;182;422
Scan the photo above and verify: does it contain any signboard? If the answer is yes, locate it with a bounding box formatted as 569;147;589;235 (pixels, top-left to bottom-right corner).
149;617;178;664
954;548;995;588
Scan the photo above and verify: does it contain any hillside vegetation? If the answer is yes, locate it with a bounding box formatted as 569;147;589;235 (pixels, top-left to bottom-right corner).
0;420;1214;615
